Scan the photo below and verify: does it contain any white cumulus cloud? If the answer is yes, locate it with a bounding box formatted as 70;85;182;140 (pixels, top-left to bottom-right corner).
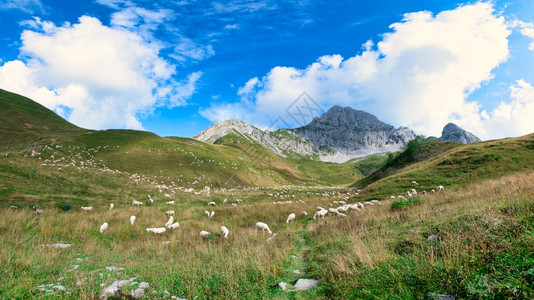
0;15;200;130
201;2;534;140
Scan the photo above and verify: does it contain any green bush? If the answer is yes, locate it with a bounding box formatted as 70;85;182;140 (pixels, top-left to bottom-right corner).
59;202;72;212
391;196;421;210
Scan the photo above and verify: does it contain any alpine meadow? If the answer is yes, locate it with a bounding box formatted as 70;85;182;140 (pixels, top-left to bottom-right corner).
1;1;534;299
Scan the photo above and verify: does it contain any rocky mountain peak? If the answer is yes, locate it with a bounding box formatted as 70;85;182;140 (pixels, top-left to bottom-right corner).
439;123;480;144
306;106;393;132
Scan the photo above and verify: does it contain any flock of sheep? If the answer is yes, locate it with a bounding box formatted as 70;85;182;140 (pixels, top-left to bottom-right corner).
26;180;445;243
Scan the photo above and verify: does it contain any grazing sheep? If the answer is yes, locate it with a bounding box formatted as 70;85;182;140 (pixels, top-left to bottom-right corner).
109;203;114;210
33;206;44;215
337;212;347;217
167;222;179;230
371;200;380;205
165;216;174;228
406;191;413;198
231;203;237;207
328;208;339;215
223;199;227;204
431;189;436;194
148;195;154;204
286;213;296;224
313;209;328;219
302;211;308;216
81;206;93;211
221;226;229;238
363;201;374;206
10;205;19;209
411;181;418;187
356;202;364;209
146;227;166;234
397;196;407;201
316;206;325;211
132;200;143;206
255;222;273;235
420;190;427;195
208;201;216;206
337;206;348;213
166;201;175;205
390;196;396;200
235;199;242;203
100;222;108;234
437;185;444;192
209;211;215;218
130;216;136;225
165;210;175;216
200;231;211;239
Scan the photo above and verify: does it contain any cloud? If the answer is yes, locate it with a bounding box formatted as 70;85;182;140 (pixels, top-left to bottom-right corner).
224;24;240;30
0;15;200;130
477;79;534;139
200;2;534;140
0;0;46;14
511;20;534;51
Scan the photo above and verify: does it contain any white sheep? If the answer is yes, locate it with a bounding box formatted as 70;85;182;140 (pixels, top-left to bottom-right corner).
437;185;444;192
371;200;380;205
148;195;154;204
316;206;325;211
167;222;180;230
411;181;418;187
165;216;174;228
223;199;227;204
209;211;215;218
363;201;374;206
286;213;296;224
390;195;396;200
397;196;407;201
431;189;436;194
100;222;108;234
165;210;175;216
166;201;175;205
302;211;308;216
146;227;166;234
81;206;93;211
208;201;216;206
109;203;114;210
313;209;328;219
328;208;339;215
132;200;143;206
255;222;272;235
200;231;211;239
33;206;44;215
221;226;229;238
130;216;136;225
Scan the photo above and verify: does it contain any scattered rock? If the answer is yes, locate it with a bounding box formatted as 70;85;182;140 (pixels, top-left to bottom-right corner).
100;279;135;299
293;279;319;290
106;266;125;271
427;234;439;243
53;285;66;291
131;288;145;299
293;270;302;274
139;282;149;289
438;295;455;300
43;243;72;249
162;241;171;245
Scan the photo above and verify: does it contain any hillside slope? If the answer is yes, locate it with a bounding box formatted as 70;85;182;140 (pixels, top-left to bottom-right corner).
0;89;86;151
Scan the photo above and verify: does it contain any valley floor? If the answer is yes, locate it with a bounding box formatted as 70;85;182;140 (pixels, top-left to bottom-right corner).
1;168;533;299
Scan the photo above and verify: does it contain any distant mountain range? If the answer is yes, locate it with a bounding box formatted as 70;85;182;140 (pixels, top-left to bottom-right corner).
194;106;481;163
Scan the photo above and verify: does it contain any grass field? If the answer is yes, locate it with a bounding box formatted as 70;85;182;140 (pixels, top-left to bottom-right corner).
1;89;533;299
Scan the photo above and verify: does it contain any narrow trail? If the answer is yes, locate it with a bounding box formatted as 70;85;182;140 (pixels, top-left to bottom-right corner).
276;221;319;298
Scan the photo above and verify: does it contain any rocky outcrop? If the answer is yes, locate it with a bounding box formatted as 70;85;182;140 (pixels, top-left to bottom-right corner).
439;123;480;144
193;119;314;157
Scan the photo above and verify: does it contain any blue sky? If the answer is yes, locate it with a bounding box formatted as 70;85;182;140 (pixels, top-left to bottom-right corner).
1;0;534;140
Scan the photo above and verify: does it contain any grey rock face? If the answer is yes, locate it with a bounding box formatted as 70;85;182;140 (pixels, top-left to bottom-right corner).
291;106;416;152
439;123;480;144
